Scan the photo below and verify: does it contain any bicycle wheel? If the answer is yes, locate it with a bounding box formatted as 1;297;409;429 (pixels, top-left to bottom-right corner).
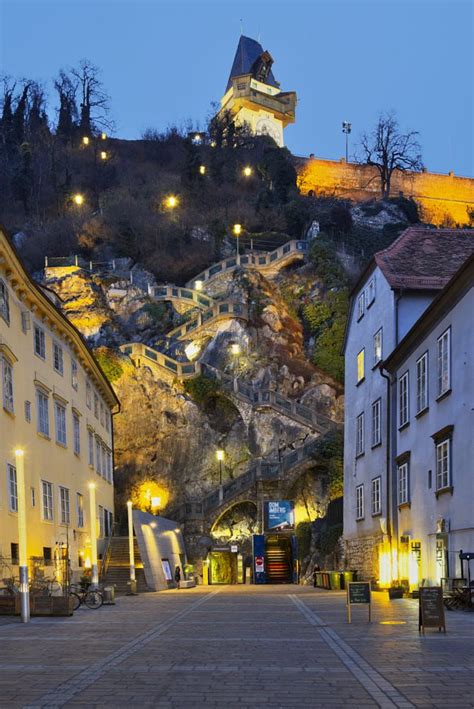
84;590;103;609
69;592;81;611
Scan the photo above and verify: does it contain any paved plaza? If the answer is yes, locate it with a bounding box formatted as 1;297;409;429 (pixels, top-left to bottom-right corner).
0;585;473;708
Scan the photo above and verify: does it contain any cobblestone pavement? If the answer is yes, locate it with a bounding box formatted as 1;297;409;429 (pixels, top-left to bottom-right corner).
0;585;472;708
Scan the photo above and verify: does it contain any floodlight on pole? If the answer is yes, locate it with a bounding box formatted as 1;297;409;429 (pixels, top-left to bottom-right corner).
342;121;352;162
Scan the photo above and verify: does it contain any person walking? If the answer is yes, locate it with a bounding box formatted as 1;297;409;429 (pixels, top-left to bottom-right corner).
312;564;321;588
174;565;181;589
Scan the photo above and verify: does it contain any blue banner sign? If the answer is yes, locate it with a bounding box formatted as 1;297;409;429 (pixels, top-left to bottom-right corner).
265;501;295;531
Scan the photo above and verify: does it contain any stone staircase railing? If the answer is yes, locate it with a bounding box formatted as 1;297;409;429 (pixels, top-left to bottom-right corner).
201;364;333;434
171;435;321;522
120;342;200;378
166;301;248;340
185;240;308;288
148;284;213;310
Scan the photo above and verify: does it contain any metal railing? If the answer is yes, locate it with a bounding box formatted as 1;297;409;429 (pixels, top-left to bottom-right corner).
166;302;249;341
120;343;200;379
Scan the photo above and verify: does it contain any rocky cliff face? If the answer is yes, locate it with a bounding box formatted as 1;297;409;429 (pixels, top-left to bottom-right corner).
42;257;343;560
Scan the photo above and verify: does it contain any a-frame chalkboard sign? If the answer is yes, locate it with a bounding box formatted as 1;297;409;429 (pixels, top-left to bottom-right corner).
418;586;446;633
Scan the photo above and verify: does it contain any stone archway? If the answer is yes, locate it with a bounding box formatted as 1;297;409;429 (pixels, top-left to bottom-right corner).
210;500;259;547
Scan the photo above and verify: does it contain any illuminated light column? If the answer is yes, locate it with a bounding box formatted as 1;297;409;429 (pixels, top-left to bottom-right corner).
15;449;29;623
127;500;136;583
88;483;98;588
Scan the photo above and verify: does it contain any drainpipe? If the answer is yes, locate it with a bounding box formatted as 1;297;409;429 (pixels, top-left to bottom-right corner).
379;366;395;582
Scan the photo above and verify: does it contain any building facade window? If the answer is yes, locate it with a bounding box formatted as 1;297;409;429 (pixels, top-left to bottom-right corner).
7;463;18;512
357;291;365;320
398;462;409;505
416;352;428;413
59;486;70;525
95;436;102;475
94;393;99;419
99;505;105;538
86;381;92;409
366;277;376;306
356;484;364;520
73;413;80;455
0;279;9;323
2;357;14;413
71;358;78;390
36;389;49;436
356;412;365;456
436;439;450;491
24;400;31;422
371;398;381;447
437;328;451;397
88;430;94;466
373;328;383;366
77;493;84;527
399;372;409;427
371;477;381;515
357;349;365;383
41;480;54;521
53;342;64;375
31;487;36;507
34;324;46;359
54;401;67;446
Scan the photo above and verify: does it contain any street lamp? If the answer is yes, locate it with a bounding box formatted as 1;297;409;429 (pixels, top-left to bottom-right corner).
194;280;203;291
100;151;107;161
199;165;206;175
73;193;84;206
243;166;252;177
165;195;178;209
230;342;241;376
15;449;29;623
101;132;107;141
233;223;242;263
88;482;98;589
216;449;225;486
82;136;90;146
126;500;136;593
342;121;352;162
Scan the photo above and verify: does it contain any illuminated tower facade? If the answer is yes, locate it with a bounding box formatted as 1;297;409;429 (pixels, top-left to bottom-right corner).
219;35;296;147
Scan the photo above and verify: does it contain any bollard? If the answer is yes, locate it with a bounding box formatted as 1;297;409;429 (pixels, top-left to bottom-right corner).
126;579;137;596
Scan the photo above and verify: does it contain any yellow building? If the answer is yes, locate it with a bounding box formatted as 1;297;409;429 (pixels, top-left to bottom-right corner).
218;35;296;147
0;227;120;583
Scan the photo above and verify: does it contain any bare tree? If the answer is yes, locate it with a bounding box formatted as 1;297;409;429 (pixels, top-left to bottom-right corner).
70;59;113;134
358;112;423;198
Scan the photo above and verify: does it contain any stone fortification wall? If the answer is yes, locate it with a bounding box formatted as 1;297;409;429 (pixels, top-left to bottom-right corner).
344;533;383;583
296;157;474;226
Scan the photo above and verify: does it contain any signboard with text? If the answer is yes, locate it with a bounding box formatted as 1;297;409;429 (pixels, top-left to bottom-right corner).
253;534;266;584
347;582;371;622
419;587;446;633
264;501;295;531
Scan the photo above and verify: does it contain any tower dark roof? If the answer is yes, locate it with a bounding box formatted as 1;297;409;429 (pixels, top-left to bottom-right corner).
226;35;279;92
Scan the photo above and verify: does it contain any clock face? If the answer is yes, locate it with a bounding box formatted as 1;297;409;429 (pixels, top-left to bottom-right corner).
255;118;282;145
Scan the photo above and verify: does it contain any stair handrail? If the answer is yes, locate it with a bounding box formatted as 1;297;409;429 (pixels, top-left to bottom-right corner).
99;521;118;581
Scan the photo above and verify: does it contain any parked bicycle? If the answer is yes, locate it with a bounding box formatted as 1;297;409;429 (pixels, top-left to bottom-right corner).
69;583;103;610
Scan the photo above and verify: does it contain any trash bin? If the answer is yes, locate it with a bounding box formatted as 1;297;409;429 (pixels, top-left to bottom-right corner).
329;571;341;590
342;571;355;589
126;579;137;596
103;585;116;605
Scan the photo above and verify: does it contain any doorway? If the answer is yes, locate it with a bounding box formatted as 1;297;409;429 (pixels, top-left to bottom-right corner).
265;535;293;584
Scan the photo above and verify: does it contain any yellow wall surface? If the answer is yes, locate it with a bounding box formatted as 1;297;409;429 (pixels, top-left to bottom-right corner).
297;157;474;226
0;230;118;580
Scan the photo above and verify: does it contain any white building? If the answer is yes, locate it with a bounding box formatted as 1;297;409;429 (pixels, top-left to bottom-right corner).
342;227;474;583
384;254;474;587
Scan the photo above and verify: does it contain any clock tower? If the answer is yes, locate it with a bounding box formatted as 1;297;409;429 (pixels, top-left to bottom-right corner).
218;36;296;147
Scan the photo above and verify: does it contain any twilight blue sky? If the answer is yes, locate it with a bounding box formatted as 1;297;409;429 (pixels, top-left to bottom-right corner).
1;0;472;176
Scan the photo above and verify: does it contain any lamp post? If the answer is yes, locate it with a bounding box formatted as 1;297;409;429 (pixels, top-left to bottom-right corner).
88;483;98;588
126;500;136;591
15;449;29;623
230;342;241;376
216;450;225;486
233;224;242;264
342;121;352;162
